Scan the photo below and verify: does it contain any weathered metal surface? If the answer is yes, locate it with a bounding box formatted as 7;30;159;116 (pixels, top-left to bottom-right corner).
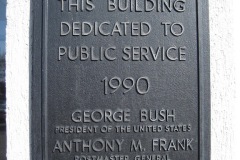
31;1;210;160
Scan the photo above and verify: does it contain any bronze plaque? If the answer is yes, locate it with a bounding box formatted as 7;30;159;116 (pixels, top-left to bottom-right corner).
31;0;210;160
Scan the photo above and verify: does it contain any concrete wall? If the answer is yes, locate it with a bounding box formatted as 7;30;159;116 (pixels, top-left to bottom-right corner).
6;0;240;159
232;1;240;159
6;0;30;159
210;0;234;159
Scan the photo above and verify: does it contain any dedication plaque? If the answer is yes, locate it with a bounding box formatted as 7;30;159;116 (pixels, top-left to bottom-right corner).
31;0;210;160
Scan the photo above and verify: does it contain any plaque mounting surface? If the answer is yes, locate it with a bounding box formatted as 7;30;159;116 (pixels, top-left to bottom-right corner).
31;0;210;160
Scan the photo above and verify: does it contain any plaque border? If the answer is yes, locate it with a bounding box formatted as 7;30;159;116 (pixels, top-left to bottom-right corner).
30;0;210;159
30;0;43;159
196;0;211;159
